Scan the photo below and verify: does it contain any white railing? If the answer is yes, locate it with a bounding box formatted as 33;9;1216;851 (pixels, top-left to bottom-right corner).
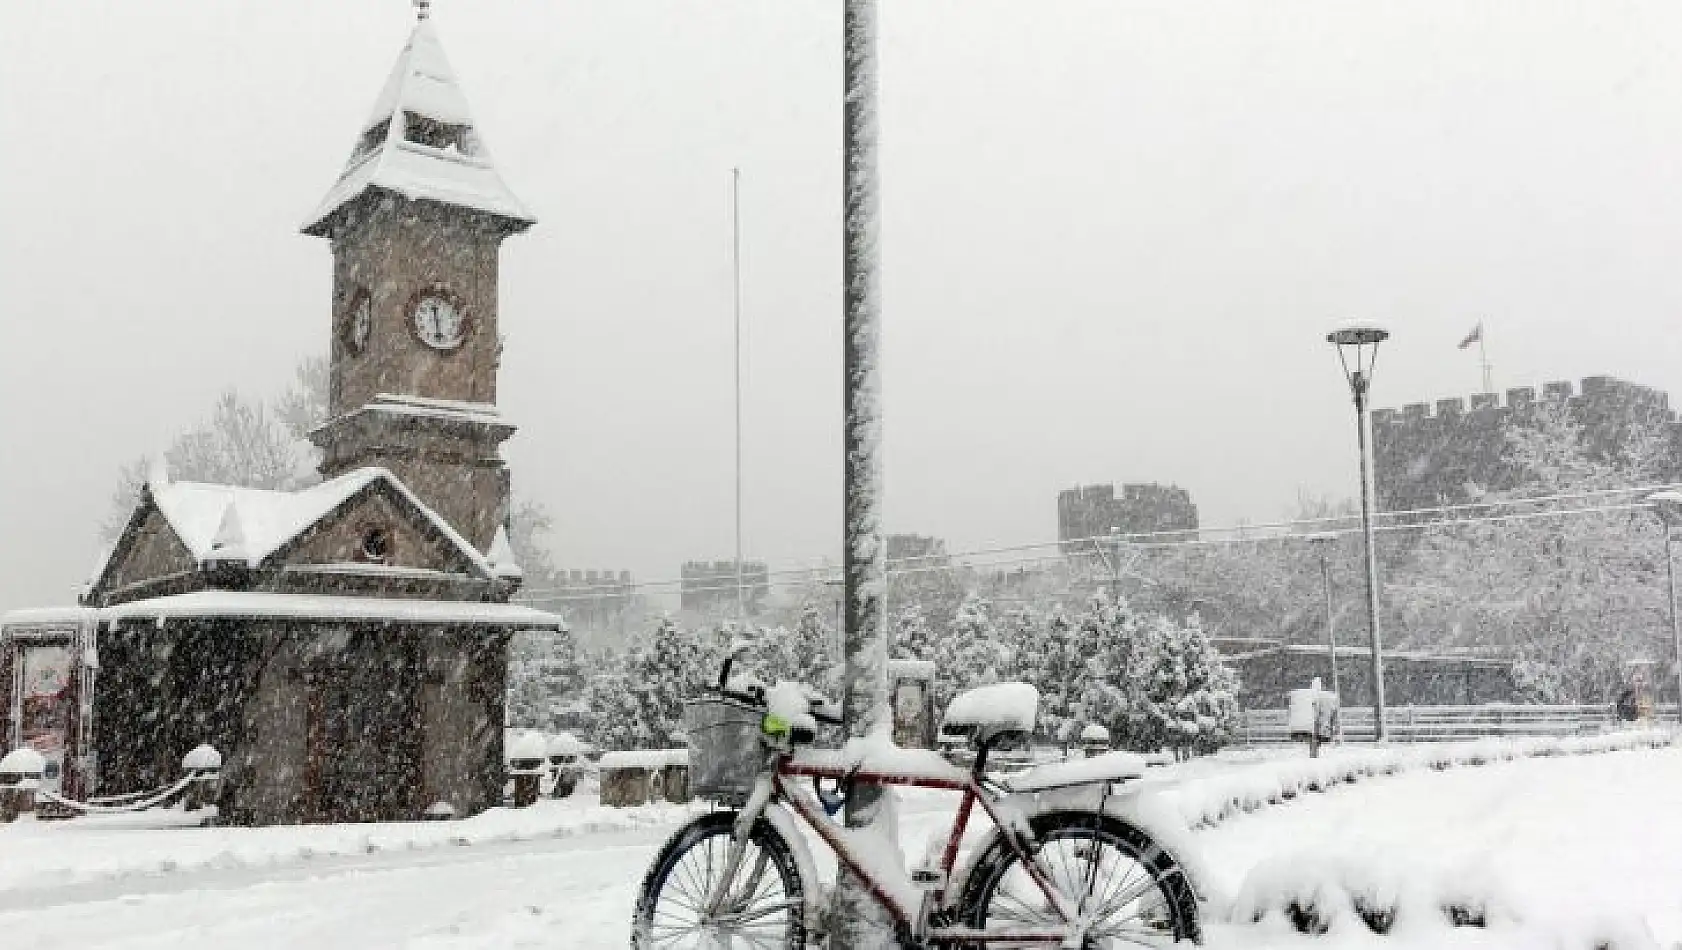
1238;703;1680;745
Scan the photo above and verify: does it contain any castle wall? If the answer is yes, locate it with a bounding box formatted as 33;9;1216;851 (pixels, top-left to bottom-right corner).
1373;376;1682;512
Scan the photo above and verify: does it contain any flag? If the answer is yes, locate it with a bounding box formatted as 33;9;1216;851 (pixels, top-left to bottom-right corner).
1457;322;1483;350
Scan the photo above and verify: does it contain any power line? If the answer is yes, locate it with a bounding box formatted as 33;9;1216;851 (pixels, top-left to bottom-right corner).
515;494;1665;605
518;483;1678;600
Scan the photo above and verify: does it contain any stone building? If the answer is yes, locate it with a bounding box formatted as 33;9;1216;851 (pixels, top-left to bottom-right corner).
3;10;561;825
1373;376;1682;512
1057;483;1199;553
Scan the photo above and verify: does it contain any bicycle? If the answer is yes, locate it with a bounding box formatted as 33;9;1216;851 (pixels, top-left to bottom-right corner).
630;657;1202;948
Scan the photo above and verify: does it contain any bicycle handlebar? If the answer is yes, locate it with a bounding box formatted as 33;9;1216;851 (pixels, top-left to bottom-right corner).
714;683;842;728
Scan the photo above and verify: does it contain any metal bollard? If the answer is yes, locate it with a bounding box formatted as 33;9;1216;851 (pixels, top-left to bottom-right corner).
506;732;548;808
1078;723;1111;759
180;744;222;812
0;748;46;822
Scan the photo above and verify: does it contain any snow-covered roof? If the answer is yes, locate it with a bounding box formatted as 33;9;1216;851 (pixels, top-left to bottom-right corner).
1;606;98;629
303;19;533;235
486;526;523;580
102;591;562;628
147;467;494;577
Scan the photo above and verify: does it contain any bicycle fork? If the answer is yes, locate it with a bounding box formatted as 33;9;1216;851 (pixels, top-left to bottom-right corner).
702;773;779;920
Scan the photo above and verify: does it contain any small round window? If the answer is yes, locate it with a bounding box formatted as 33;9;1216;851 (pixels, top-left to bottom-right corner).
360;527;392;563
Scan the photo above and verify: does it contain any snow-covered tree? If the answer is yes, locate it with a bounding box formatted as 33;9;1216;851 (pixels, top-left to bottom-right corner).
1388;397;1673;701
583;617;717;750
789;605;840;694
930;594;1012;710
891;603;936;663
1074;594;1151;747
1132;614;1240;758
1022;603;1089;744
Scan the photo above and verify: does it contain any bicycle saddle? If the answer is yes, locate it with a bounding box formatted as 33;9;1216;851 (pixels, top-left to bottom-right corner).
941;682;1039;750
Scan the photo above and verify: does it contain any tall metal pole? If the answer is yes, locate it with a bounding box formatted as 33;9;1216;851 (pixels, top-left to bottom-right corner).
834;0;895;945
1666;530;1682;724
1353;377;1389;740
1478;330;1493;396
732;167;745;622
1315;538;1341;705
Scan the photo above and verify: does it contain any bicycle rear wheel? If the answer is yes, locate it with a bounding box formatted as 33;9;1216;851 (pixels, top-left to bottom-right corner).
631;811;807;949
957;811;1200;947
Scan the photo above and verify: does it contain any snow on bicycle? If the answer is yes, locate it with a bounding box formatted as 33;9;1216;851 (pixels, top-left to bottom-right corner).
631;648;1202;948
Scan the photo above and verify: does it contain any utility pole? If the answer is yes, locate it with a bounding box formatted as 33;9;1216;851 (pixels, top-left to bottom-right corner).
732;167;745;623
833;0;896;946
1309;533;1342;717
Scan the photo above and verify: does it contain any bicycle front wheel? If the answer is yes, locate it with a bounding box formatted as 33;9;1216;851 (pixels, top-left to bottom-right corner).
957;812;1200;947
631;811;807;949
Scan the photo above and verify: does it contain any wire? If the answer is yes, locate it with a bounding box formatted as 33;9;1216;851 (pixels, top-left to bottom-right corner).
514;483;1678;601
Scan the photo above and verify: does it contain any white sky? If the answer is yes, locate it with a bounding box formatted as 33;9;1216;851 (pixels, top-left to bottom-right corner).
5;1;1682;613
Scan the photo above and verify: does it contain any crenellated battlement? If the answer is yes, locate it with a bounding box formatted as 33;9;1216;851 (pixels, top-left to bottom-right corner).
1373;377;1673;427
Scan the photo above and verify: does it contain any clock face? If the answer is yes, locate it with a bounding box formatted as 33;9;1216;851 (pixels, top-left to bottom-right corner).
345;292;372;354
412;294;466;350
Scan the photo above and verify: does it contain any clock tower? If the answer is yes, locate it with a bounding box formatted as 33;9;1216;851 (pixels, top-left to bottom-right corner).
302;8;534;552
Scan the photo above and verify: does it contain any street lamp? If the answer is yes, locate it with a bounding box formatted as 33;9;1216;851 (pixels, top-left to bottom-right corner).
1307;532;1342;711
1645;491;1682;722
1327;320;1390;740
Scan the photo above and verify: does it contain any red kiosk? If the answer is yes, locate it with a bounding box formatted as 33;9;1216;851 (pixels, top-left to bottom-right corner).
0;608;97;802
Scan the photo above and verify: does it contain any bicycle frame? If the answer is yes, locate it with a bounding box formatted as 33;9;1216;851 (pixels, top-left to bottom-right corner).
711;748;1089;945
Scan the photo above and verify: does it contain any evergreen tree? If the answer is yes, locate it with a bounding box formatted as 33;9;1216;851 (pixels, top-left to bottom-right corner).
1075;594;1151;748
1026;604;1088;744
790;604;841;694
892;603;936;662
927;594;1010;711
1134;615;1240;758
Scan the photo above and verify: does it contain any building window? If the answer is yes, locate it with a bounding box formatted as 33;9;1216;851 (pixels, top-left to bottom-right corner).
360;527;393;564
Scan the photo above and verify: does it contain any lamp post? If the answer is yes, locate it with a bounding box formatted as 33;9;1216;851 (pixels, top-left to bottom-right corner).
1307;532;1342;709
1327;321;1390;740
1645;491;1682;722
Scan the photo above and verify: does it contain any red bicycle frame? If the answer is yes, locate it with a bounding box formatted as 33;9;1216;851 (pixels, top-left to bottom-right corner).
776;752;1079;944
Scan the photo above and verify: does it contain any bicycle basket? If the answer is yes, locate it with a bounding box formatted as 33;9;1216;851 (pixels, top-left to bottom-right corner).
683;697;764;803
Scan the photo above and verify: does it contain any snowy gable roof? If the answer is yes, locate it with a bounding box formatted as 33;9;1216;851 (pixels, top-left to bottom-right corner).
302;19;534;235
149;467;493;578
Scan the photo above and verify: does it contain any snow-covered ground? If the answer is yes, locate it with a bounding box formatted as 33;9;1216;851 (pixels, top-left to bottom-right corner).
2;740;1679;948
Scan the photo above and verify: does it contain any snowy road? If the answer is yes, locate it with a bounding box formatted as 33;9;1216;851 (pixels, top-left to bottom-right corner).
3;744;1679;948
1;825;669;950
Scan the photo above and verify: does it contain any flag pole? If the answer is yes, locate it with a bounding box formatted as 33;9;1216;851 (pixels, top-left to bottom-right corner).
1479;324;1493;394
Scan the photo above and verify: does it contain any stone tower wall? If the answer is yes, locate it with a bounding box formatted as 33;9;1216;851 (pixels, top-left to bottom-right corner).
1057;482;1199;551
328;197;505;416
1372;376;1682;512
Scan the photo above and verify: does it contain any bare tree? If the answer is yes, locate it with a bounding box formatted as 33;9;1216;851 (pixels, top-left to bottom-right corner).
100;358;328;542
